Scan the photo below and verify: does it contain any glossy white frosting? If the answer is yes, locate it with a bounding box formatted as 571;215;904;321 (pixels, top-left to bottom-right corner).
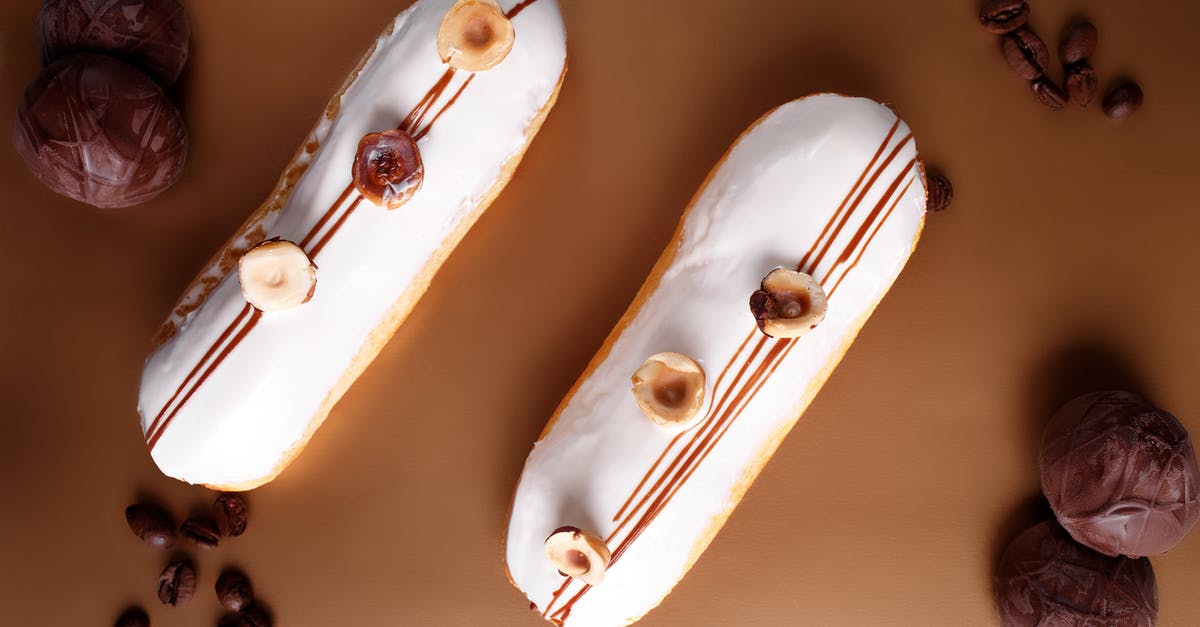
505;95;926;626
138;0;566;487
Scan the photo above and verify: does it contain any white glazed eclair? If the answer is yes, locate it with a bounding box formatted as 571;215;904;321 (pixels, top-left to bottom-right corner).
138;0;566;490
505;94;927;626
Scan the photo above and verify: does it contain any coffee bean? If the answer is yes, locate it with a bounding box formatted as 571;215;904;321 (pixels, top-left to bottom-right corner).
157;560;196;607
216;569;255;612
1001;28;1050;80
1031;76;1068;110
1065;61;1099;107
180;516;221;549
214;493;249;537
125;504;177;550
113;606;149;627
1103;82;1144;120
926;174;953;213
1060;21;1098;65
979;0;1029;35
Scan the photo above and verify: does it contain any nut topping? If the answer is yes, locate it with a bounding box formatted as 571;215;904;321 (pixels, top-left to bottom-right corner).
631;352;705;430
544;526;611;586
237;239;317;312
437;0;515;71
352;129;424;209
749;268;828;339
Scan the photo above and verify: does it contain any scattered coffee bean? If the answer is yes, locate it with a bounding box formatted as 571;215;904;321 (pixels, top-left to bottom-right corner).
1065;61;1099;107
1060;21;1098;65
1001;28;1050;80
979;0;1029;35
216;569;255;612
926;174;954;213
157;560;197;607
214;493;249;537
181;516;221;549
114;606;150;627
125;504;177;550
1103;82;1144;120
1031;76;1068;110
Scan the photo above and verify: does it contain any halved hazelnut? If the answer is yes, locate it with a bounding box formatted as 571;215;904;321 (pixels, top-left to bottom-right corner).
544;526;611;586
237;239;317;312
436;0;515;72
631;352;706;430
749;267;828;338
352;129;424;209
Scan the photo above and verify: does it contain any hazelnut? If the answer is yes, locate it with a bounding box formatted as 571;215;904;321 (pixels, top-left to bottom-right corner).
631;352;706;430
237;239;317;312
352;129;424;209
544;526;611;586
436;0;515;72
749;267;828;338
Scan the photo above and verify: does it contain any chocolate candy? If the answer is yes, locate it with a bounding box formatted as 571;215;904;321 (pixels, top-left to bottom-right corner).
38;0;190;86
995;521;1157;626
13;54;187;208
1040;391;1200;557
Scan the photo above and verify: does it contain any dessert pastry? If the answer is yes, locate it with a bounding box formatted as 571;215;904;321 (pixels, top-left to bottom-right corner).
505;93;928;626
138;0;566;489
1040;390;1200;557
13;53;188;208
994;520;1158;626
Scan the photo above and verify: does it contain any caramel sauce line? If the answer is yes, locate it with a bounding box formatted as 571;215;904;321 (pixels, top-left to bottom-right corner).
146;45;499;448
147;309;264;449
541;118;916;621
506;0;540;18
797;119;900;274
803;133;913;275
827;177;915;296
413;75;475;141
606;121;907;539
605;336;768;542
144;303;254;439
298;184;356;251
820;159;916;294
610;331;755;523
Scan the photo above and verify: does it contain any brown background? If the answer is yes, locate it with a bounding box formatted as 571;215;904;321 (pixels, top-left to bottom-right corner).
2;0;1199;625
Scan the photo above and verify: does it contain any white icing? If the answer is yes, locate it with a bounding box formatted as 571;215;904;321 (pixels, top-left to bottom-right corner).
505;95;926;626
138;0;566;487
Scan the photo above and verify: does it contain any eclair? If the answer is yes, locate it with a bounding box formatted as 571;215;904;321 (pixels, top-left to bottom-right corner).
138;0;566;490
505;94;928;626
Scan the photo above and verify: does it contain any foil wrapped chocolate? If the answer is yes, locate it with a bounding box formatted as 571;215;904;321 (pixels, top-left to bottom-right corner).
38;0;190;86
13;54;187;209
1040;390;1200;557
994;521;1158;626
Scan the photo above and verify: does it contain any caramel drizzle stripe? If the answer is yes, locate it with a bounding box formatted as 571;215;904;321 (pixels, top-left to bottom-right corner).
610;331;755;523
803;132;913;276
144;303;254;439
413;75;476;141
797;119;901;274
146;308;264;449
827;176;915;296
506;0;539;18
298;184;356;251
144;24;516;449
541;119;916;622
604;123;909;539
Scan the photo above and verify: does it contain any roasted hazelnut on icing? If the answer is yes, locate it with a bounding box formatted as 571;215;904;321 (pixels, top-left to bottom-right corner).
545;526;611;586
749;268;828;338
631;352;706;430
237;239;317;312
352;129;424;209
437;0;515;72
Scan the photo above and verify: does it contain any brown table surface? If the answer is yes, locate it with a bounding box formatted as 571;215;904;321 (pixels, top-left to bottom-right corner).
3;1;1199;625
